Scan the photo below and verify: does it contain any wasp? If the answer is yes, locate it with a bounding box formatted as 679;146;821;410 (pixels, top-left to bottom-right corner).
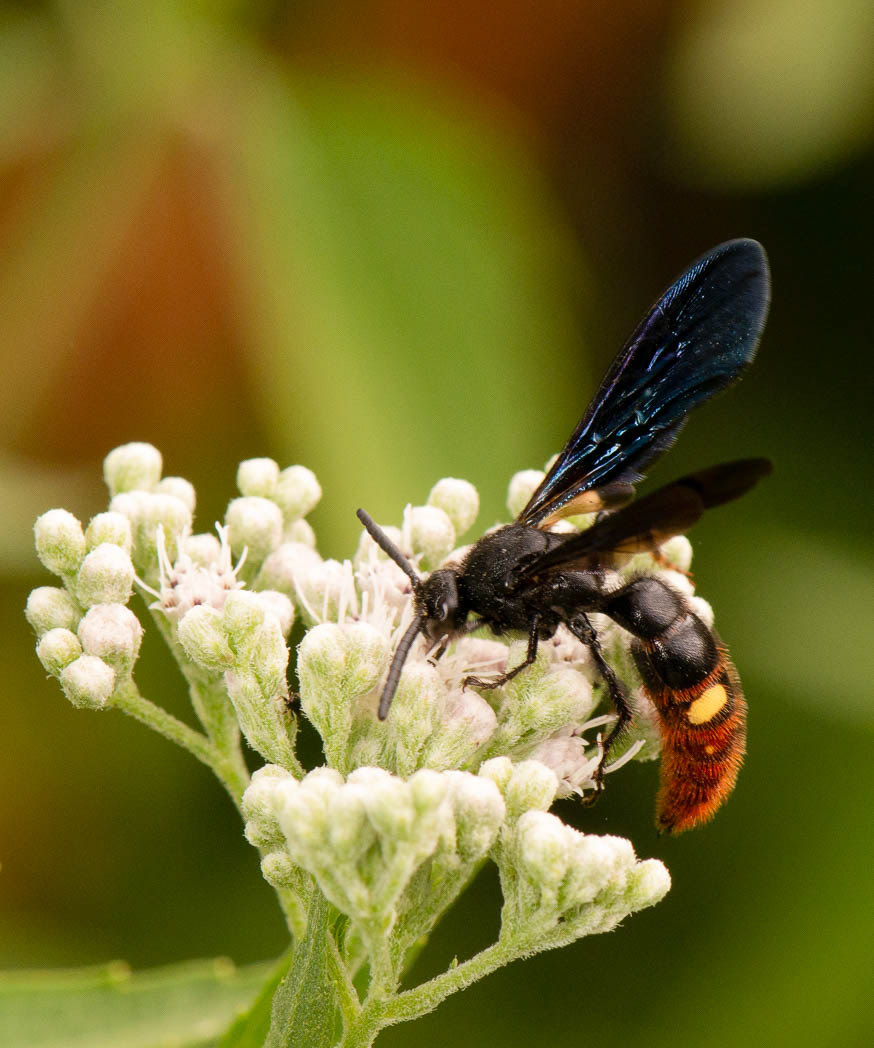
357;239;771;833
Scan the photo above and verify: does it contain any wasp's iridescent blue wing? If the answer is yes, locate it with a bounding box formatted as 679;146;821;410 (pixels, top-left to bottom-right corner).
519;239;771;527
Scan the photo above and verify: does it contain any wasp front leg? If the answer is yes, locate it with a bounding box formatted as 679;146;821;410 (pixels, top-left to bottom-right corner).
463;615;542;691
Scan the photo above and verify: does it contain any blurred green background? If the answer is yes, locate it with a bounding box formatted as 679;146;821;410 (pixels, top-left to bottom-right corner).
2;1;873;1046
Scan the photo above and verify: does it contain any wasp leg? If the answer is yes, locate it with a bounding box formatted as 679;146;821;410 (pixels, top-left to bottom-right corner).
463;616;541;691
567;612;633;801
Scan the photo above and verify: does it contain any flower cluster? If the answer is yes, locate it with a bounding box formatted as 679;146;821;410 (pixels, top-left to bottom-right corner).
27;442;685;1045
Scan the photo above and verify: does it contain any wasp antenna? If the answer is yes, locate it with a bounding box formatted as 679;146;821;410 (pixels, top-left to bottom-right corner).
378;614;425;719
356;508;421;588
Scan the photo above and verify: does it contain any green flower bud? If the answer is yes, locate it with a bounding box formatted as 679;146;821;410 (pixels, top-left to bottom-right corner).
506;469;544;519
427;478;479;538
625;857;671;910
237;458;280;498
26;586;81;635
222;590;266;646
103;442;162;495
78;603;143;675
60;654;116;709
407;505;455;570
177;605;233;671
480;757;558;819
153;476;196;514
36;628;82;676
34;509;86;578
75;544;135;607
260;851;298;890
225;496;283;563
274;465;321;522
85;512;132;554
243;765;298;848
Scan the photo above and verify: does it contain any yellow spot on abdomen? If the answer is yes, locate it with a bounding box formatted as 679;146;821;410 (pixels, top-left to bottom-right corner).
688;683;729;725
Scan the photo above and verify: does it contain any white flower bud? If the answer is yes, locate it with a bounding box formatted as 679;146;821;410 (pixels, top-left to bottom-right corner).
625;857;671;910
274;465;321;522
407;505;455;570
85;512;132;554
507;469;544;519
656;569;695;601
183;532;223;567
257;542;323;598
225;496;283;563
253;590;295;637
34;509;86;578
60;654;116;709
422;688;497;770
283;518;317;547
658;535;693;573
37;628;82;676
103;442;163;494
689;595;714;629
26;587;80;635
443;771;505;863
427;478;479;538
77;604;143;675
243;765;297;848
516;811;571;890
110;491;192;568
75;543;135;607
237;458;280;498
177;605;233;671
561;834;636;907
247;618;290;698
153;476;196;514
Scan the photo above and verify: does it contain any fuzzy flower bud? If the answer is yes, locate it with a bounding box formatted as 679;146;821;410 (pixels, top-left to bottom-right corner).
428;478;479;538
60;654;116;709
182;532;223;567
253;590;295;637
507;469;544;519
237;458;280;498
26;587;80;635
243;765;298;849
479;757;559;819
443;770;505;863
77;604;143;675
36;628;82;676
75;544;135;607
103;442;163;495
298;623;389;767
177;605;233;671
222;590;267;646
225;497;283;563
284;518;317;547
659;534;693;572
407;505;455;570
274;465;321;522
85;512;132;554
257;542;323;599
34;509;86;578
110;491;192;571
153;476;196;514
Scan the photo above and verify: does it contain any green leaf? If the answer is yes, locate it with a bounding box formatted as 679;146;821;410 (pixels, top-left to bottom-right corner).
0;958;270;1048
218;951;290;1048
264;894;340;1048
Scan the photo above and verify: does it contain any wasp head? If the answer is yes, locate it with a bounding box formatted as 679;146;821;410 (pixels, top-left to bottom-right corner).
417;568;464;641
